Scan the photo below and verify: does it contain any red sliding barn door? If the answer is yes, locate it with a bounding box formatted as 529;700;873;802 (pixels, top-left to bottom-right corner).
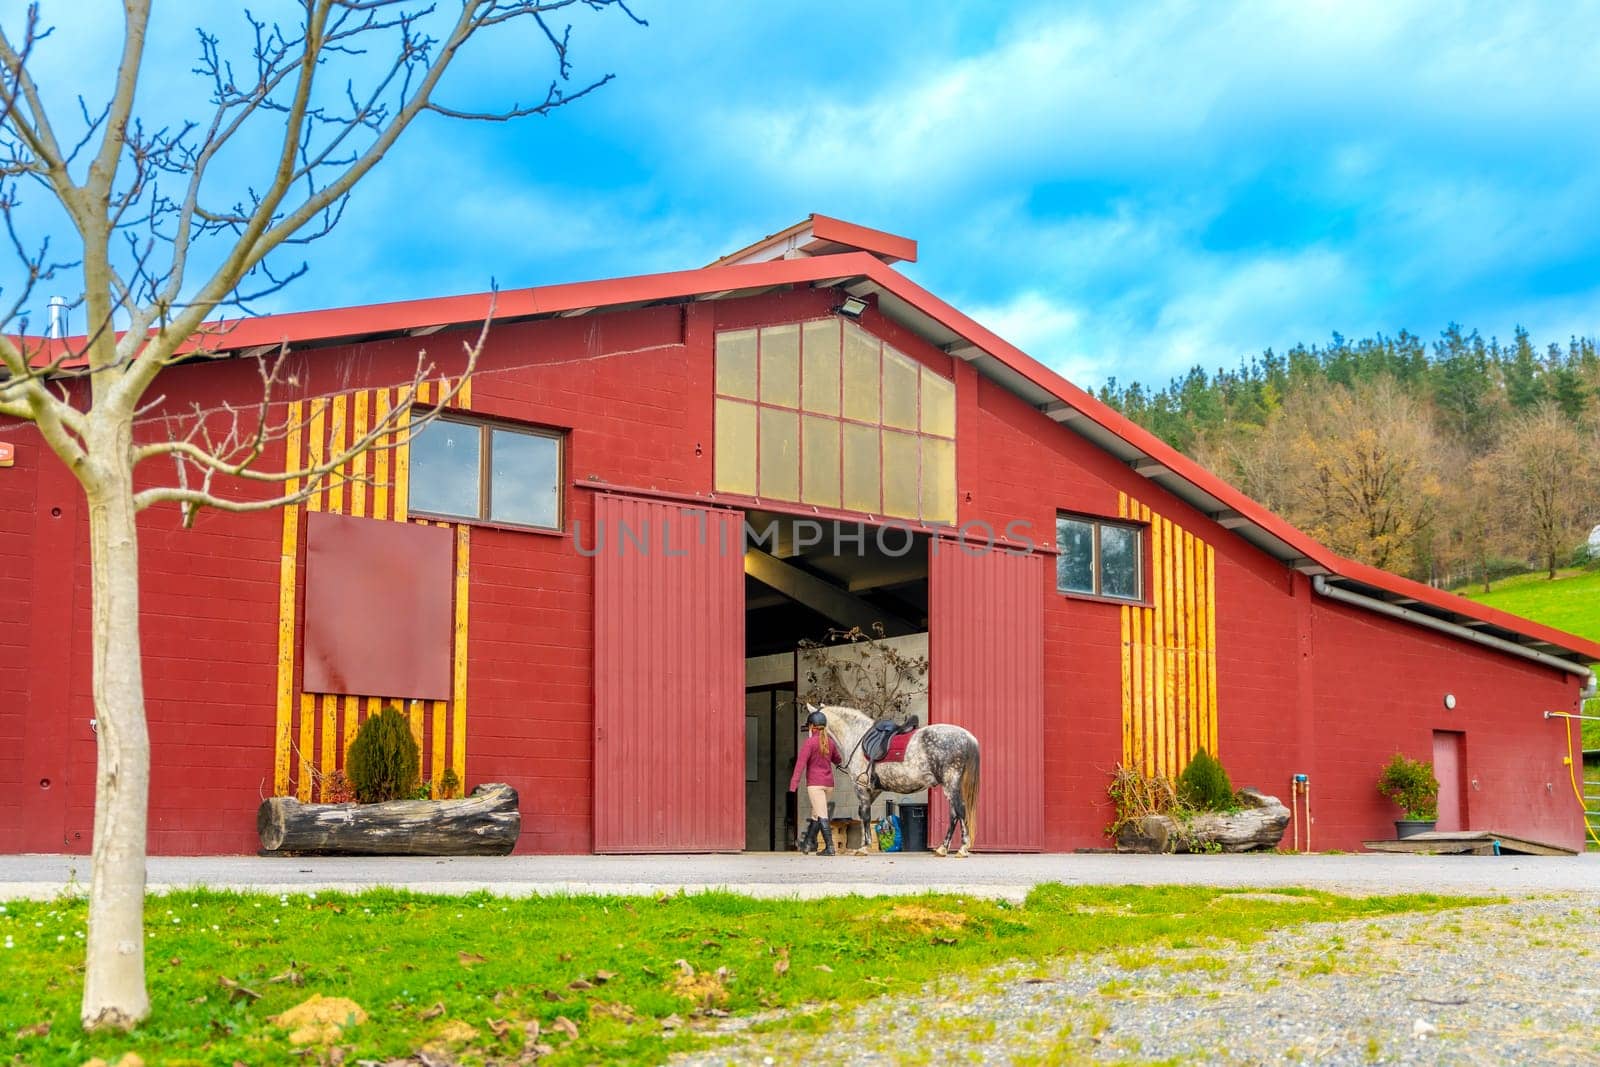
593;495;745;852
929;542;1046;851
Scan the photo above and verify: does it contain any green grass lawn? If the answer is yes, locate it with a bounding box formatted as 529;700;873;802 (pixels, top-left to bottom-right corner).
0;886;1468;1066
1461;566;1600;646
1461;567;1600;751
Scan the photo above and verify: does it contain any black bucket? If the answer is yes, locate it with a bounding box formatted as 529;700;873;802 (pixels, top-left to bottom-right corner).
900;802;929;852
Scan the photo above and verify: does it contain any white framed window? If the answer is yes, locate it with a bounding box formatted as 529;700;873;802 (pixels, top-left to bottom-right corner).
1056;513;1143;601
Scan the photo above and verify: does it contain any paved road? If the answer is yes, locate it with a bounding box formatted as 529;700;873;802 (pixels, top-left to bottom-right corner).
3;851;1597;900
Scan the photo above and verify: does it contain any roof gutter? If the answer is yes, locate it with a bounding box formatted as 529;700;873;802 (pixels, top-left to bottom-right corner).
1312;575;1596;697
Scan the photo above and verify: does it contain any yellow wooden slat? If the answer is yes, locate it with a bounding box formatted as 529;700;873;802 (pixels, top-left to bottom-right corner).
458;375;472;408
1206;543;1219;754
1130;607;1144;769
272;401;305;796
306;398;327;512
1119;603;1132;766
1158;508;1171;777
1140;504;1155;776
328;393;348;514
452;524;470;783
393;395;412;522
351;390;370;519
298;692;316;802
1163;516;1178;777
320;693;338;798
1172;522;1188;767
341;695;359;766
374;390;392;521
1187;532;1201;759
431;699;447;787
408;700;424;760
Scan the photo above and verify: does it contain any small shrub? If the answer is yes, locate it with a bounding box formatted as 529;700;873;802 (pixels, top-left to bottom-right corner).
1177;748;1236;812
1106;763;1184;839
439;768;462;800
345;705;421;803
1376;752;1438;820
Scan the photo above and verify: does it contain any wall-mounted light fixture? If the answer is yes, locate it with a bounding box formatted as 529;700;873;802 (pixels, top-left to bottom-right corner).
1443;693;1456;710
836;295;869;319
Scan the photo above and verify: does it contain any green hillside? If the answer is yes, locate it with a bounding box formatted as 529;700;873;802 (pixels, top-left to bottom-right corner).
1462;568;1600;750
1462;568;1600;644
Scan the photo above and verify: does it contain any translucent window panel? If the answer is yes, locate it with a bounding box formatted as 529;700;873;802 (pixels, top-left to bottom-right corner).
759;324;800;408
881;347;920;431
842;323;881;423
715;398;758;496
409;419;481;519
920;436;956;524
801;415;841;509
920;368;956;437
801;320;841;415
758;406;800;501
715;328;758;400
488;429;561;528
1056;517;1095;594
881;430;920;519
1099;524;1141;600
842;421;881;514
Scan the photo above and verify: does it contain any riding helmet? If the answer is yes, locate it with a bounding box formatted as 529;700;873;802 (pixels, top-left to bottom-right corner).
805;709;827;729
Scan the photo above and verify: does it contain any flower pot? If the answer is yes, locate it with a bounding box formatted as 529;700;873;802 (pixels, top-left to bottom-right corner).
1394;819;1436;839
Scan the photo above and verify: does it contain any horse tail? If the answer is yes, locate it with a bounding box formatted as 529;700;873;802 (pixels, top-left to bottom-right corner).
960;736;980;841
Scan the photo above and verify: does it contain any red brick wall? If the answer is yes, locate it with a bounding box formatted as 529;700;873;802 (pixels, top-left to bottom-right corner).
2;288;1585;854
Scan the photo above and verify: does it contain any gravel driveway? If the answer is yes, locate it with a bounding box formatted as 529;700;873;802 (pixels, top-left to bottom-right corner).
677;896;1600;1065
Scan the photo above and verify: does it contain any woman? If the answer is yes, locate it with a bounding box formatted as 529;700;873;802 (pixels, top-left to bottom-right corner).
788;708;844;855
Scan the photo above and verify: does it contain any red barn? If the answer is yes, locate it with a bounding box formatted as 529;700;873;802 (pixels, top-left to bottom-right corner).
3;216;1595;855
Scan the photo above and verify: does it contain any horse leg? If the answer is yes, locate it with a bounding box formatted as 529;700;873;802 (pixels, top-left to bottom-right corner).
932;785;959;857
854;788;875;855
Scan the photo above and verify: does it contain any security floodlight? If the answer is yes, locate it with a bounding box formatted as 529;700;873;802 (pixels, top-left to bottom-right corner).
837;295;868;319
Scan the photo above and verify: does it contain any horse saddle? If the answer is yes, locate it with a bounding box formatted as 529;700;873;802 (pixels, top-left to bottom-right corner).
862;716;919;763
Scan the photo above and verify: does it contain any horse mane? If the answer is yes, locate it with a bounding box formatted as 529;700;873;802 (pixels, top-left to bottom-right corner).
818;704;872;730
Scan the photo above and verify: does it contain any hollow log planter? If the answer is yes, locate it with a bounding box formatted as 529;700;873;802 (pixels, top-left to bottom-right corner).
257;783;520;856
1116;787;1290;854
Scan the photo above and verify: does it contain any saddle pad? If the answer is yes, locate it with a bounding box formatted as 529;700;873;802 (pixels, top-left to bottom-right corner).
880;730;914;764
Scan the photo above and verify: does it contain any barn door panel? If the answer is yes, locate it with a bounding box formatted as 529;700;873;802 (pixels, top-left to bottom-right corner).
929;543;1046;851
594;496;744;852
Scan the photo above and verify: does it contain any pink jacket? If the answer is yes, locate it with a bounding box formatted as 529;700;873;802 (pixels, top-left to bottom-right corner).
789;733;843;790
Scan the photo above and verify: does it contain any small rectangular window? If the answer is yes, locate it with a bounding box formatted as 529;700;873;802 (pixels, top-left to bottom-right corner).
410;416;563;530
1056;513;1143;601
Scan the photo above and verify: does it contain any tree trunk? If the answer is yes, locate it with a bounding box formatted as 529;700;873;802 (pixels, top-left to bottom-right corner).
80;471;151;1030
257;783;521;855
1115;788;1291;854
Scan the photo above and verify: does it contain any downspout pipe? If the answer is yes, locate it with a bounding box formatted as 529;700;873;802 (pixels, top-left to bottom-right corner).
1311;575;1596;695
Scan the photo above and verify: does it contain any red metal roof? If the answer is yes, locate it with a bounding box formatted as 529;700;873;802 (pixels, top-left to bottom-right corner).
23;226;1599;665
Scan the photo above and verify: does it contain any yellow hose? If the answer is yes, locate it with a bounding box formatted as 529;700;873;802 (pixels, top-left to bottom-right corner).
1561;714;1600;849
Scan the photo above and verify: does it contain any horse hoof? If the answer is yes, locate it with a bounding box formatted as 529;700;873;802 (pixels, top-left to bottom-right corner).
956;848;971;858
934;846;948;858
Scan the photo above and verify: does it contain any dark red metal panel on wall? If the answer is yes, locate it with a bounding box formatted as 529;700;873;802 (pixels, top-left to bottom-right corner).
930;542;1046;851
593;495;744;852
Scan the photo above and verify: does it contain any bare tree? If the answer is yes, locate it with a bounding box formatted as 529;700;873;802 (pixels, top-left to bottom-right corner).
1199;378;1443;574
1493;403;1597;579
0;0;642;1031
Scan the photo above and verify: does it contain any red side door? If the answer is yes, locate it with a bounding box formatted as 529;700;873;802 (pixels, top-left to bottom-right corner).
929;541;1046;851
1432;730;1466;832
593;495;744;852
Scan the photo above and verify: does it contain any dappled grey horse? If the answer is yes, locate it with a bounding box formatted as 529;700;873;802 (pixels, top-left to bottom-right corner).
809;703;981;857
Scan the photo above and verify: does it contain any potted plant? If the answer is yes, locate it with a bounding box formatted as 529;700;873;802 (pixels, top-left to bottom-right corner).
1377;752;1439;838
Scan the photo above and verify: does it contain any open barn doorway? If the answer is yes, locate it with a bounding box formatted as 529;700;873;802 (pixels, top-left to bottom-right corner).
740;510;929;851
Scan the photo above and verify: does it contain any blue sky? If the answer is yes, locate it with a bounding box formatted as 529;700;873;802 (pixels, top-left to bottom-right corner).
14;1;1600;390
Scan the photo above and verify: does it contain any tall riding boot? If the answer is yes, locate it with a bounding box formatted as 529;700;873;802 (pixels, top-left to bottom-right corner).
819;819;837;856
798;818;819;854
